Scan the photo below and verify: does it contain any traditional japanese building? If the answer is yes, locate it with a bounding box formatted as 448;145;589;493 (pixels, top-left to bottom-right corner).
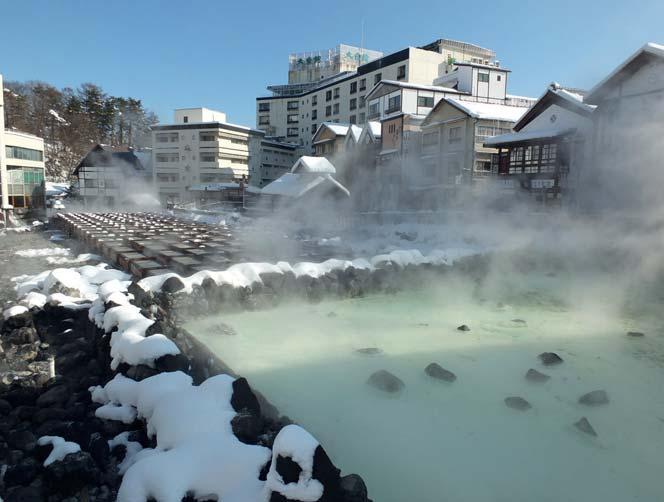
484;83;595;207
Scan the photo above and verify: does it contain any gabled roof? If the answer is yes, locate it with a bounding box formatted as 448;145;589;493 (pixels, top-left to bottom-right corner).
423;98;529;126
484;127;577;146
291;156;336;174
73;144;145;176
311;122;351;144
261;173;349;198
365;79;462;101
585;42;664;104
514;83;595;131
358;121;382;144
343;124;363;148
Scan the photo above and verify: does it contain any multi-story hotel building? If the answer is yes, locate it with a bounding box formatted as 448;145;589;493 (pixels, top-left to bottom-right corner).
256;39;497;154
151;108;264;205
1;75;46;212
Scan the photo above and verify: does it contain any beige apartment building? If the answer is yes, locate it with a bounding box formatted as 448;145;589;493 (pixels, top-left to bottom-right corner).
256;39;497;154
152;108;264;205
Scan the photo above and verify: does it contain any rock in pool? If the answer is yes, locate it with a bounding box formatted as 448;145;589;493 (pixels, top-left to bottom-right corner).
504;396;532;411
538;352;563;365
574;417;597;436
327;311;337;318
457;324;470;332
424;363;456;382
355;347;382;356
367;370;405;393
578;390;609;406
525;368;551;382
511;319;527;326
626;331;645;338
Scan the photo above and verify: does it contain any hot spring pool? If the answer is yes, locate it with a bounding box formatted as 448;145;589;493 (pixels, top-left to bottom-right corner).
185;272;664;502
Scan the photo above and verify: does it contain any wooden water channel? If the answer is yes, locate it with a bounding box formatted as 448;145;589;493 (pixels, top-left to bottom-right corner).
55;212;242;278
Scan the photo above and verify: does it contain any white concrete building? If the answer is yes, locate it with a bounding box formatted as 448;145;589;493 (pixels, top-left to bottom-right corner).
151;108;264;205
253;138;301;188
256;39;500;154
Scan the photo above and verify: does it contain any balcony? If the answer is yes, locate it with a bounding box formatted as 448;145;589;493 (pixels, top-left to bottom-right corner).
367;110;381;120
384;105;401;115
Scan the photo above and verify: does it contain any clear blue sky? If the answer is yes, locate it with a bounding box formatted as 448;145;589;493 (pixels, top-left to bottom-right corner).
1;0;662;127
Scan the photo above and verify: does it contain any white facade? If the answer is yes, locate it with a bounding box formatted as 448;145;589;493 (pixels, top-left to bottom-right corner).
252;139;300;188
152;108;264;204
2;129;46;209
257;42;501;154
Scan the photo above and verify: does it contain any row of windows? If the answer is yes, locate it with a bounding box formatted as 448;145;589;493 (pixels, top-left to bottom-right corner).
508;144;558;174
155;132;179;143
5;146;44;162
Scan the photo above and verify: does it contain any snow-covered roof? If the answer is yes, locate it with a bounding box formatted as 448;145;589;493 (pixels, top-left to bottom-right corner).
45;182;69;197
188;182;243;191
348;124;362;142
368;121;382;138
291;156;336;174
551;85;596;113
445;98;529;122
483;127;577;146
512;83;594;132
585;42;664;104
261;173;349;198
366;80;462;100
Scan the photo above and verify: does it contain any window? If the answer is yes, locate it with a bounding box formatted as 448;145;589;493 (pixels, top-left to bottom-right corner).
311;124;317;134
333;87;340;99
333;103;339;114
359;96;366;108
350;115;357;124
326;105;332;117
258;102;270;112
368;102;379;117
509;146;524;174
155;153;179;163
423;132;437;147
5;146;44;162
287;114;299;123
541;143;557;172
287;101;299;110
417;96;434;108
183;116;189;123
312;95;318;106
359;78;366;91
449;127;461;143
497;75;502;82
350;82;357;94
374;73;382;85
259;116;270;125
200;152;217;162
350;98;357;110
397;65;406;80
155;132;178;143
524;145;541;173
326;90;332;101
478;72;490;83
387;95;401;113
312;110;317;120
359;112;366;123
199;132;217;141
156;173;178;182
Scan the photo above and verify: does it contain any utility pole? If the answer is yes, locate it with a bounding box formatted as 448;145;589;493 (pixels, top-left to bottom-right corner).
0;73;11;226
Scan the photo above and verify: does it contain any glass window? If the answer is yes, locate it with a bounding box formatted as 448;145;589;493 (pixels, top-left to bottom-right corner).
333;103;339;114
326;105;332;117
312;95;318;105
350;98;357;110
350;82;357;94
287;101;299;110
326;90;332;101
397;65;406;79
5;146;44;162
417;96;434;108
287;114;299;124
359;79;366;91
259;116;270;125
387;95;401;112
374;73;382;85
312;110;317;120
478;72;490;83
333;87;340;99
258;103;270;112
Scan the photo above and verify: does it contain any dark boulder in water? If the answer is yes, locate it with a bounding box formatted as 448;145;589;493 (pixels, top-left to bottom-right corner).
504;396;532;411
355;347;382;356
367;370;404;393
457;324;470;332
424;363;456;382
525;368;551;382
627;331;645;338
538;352;563;365
161;276;186;293
327;311;337;318
574;417;597;436
578;390;609;406
511;319;527;326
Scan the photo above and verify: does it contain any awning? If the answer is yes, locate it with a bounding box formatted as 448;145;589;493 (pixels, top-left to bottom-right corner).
484;127;577;147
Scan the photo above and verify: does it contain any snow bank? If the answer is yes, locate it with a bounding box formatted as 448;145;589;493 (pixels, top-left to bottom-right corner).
37;436;81;466
15;247;71;258
92;372;272;502
3;305;28;320
108;432;149;474
20;291;48;309
46;253;101;265
263;425;324;502
137;248;478;294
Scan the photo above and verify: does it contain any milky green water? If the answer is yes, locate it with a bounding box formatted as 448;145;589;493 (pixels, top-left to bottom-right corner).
185;272;664;502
